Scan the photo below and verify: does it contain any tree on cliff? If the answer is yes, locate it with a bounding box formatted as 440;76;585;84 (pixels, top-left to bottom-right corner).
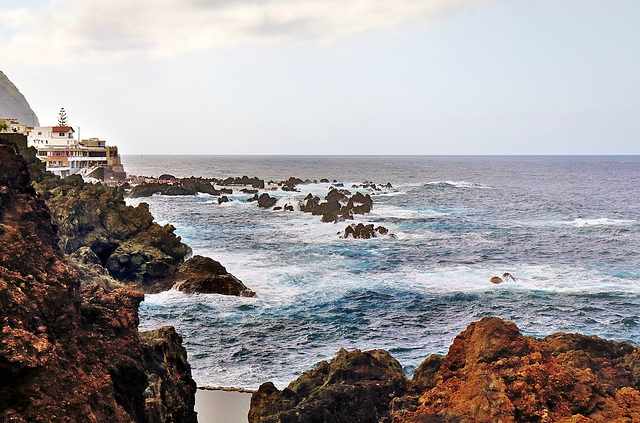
57;106;68;126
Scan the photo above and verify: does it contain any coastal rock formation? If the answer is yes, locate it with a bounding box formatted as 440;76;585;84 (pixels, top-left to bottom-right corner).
140;326;198;423
35;173;192;293
249;348;409;423
258;193;278;208
343;223;392;239
250;317;640;423
173;255;256;297
0;140;197;422
299;188;374;223
220;175;265;189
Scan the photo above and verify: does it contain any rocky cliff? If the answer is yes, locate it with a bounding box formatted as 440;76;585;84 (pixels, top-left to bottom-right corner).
0;139;197;422
0;70;39;126
250;317;640;423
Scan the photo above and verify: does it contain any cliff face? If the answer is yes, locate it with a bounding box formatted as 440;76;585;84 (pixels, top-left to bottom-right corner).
0;71;39;126
250;317;640;423
35;171;192;293
0;140;197;422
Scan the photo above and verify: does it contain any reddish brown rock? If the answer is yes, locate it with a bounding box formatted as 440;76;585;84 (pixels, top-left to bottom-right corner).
250;317;640;423
0;140;197;422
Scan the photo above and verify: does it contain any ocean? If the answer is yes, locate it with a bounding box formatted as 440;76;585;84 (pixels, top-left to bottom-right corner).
122;155;640;390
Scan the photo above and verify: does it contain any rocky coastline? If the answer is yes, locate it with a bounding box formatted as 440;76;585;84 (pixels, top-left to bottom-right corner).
4;133;640;422
249;317;640;423
0;136;196;422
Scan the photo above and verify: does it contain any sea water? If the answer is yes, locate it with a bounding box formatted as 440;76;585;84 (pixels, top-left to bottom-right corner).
122;155;640;390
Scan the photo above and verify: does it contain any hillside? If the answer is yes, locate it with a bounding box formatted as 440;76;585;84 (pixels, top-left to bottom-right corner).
0;70;40;126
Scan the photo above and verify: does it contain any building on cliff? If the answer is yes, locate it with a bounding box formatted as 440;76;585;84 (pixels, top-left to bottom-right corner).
27;125;124;178
0;117;29;134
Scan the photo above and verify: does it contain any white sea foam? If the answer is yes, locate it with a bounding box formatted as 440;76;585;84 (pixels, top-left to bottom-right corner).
368;206;447;220
425;180;486;189
547;218;636;228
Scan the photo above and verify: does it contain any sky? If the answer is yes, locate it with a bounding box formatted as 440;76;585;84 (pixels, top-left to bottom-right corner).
1;0;639;155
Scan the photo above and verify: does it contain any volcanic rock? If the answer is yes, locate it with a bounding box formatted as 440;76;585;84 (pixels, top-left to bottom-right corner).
0;140;197;422
250;317;640;423
140;326;198;423
249;348;409;423
258;193;277;208
173;255;255;297
343;223;391;239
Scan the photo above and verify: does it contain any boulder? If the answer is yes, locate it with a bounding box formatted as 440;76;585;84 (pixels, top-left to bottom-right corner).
218;195;229;204
173;255;255;297
249;348;409;423
257;193;277;208
490;276;503;284
343;223;391;239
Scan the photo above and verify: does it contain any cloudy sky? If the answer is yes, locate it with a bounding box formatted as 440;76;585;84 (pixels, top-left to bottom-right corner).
1;0;639;155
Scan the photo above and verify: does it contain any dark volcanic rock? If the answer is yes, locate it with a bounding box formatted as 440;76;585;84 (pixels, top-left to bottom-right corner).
36;175;191;293
0;140;197;422
173;255;255;297
140;326;198;423
343;223;391;239
249;348;409;423
257;193;277;208
128;182;196;198
221;175;265;189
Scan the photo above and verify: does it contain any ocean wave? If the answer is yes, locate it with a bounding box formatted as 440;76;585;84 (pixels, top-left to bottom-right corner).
423;181;486;189
368;206;447;220
555;218;636;228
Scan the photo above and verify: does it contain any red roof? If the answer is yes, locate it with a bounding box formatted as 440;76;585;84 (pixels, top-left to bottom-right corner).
52;126;74;132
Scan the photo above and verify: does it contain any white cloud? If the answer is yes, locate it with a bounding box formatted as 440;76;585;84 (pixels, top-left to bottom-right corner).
1;0;494;66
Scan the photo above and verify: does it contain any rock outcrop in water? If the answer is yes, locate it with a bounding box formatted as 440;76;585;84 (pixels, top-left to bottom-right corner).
0;139;197;422
250;317;640;423
173;255;255;297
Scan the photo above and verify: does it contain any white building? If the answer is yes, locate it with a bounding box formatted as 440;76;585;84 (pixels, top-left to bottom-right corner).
27;126;124;178
0;118;29;135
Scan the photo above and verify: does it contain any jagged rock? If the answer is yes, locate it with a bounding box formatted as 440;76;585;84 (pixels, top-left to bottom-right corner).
343;223;390;239
247;193;259;202
249;348;409;423
396;317;640;422
140;326;198;423
257;193;277;208
218;195;229;204
128;182;197;198
220;175;265;189
68;246;124;290
34;172;191;293
181;177;220;195
173;255;255;297
251;317;640;423
0;140;198;422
